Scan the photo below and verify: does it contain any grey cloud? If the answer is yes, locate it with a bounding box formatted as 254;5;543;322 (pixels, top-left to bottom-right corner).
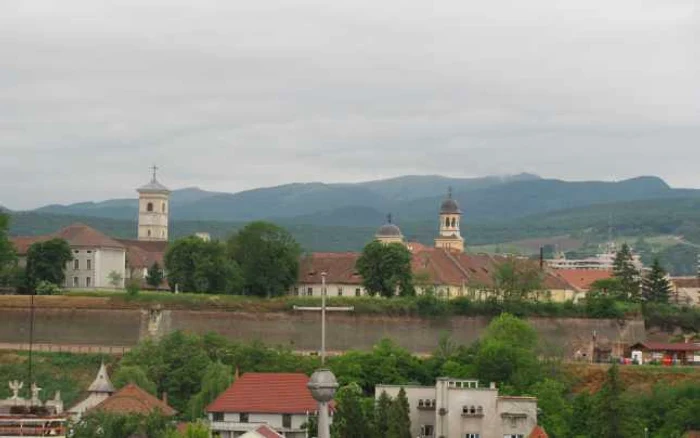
0;0;698;209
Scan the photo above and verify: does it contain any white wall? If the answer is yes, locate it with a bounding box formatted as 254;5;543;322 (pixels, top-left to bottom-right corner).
95;248;126;288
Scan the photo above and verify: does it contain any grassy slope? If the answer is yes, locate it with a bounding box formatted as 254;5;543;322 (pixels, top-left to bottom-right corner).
0;351;116;406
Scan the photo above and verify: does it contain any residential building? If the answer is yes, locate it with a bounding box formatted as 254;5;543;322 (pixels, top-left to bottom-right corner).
207;373;319;438
670;277;700;306
376;378;540;438
550;269;613;296
547;243;643;271
11;223;127;289
629;342;700;365
68;362;115;420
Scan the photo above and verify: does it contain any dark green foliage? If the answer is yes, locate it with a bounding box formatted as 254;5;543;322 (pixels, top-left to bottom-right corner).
112;365;158;395
613;244;641;302
332;383;373;438
186;361;232;419
0;213;16;285
356;241;414;297
387;387;412;438
147;262;165;288
25;238;72;290
71;411;177;438
374;391;392;438
227;221;301;297
595;364;624;438
530;379;572;438
642;258;671;303
474;314;541;391
165;236;243;294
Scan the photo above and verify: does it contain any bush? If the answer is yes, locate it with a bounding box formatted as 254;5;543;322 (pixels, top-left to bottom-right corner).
35;281;60;295
126;279;140;298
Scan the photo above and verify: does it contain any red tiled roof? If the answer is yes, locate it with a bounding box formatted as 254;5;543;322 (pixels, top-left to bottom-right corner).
11;223;124;255
207;373;318;415
631;342;700;352
251;425;284;438
91;383;176;416
553;269;613;291
118;239;167;269
529;425;549;438
298;253;362;285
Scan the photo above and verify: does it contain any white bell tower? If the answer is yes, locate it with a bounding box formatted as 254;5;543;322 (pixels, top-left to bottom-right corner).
434;187;464;253
137;165;170;242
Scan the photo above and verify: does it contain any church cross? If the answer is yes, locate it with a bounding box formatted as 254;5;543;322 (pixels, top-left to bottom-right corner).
387;213;392;224
448;186;453;199
151;164;158;182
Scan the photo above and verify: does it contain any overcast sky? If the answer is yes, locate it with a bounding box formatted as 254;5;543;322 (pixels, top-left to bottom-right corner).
1;0;698;210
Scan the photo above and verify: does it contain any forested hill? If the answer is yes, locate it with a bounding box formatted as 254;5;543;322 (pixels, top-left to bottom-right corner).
27;174;700;225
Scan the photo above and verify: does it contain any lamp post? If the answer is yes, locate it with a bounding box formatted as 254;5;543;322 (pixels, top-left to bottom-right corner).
298;271;351;438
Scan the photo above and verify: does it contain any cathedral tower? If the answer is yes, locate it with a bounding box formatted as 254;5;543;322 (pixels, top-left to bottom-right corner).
434;187;464;253
137;166;170;241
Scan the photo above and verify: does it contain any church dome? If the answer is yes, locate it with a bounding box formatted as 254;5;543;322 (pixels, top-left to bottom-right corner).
440;198;460;214
376;214;403;237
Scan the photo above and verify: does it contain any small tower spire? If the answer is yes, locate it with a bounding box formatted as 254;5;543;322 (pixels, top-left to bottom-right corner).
448;186;453;199
387;213;392;224
151;164;159;182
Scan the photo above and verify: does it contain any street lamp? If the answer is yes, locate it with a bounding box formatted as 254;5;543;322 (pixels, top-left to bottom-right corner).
307;368;338;438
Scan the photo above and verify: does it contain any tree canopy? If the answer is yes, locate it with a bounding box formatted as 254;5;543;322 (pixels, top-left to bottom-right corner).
356;241;414;297
613;243;641;301
25;238;72;290
227;221;301;297
642;258;671;304
147;261;165;289
164;236;242;294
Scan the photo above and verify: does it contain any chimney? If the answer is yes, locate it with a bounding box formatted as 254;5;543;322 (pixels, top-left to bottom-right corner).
162;392;168;405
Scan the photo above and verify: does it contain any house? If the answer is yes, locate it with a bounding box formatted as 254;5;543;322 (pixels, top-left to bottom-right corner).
9;170;170;290
68;362;115;420
629;342;700;365
11;223;127;289
239;425;285;438
207;373;319;438
376;378;539;438
670;277;700;306
90;383;176;417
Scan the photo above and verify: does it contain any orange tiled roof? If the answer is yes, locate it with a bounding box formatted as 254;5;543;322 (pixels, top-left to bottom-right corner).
529;425;549;438
207;373;318;415
11;223;124;255
118;239;167;269
671;277;700;288
552;269;613;291
251;425;285;438
91;383;176;416
298;252;363;285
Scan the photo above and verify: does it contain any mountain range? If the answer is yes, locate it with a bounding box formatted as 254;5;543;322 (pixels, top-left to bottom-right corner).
6;173;700;275
25;173;700;227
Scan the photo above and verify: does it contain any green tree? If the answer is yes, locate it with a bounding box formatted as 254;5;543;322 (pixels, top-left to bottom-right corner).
0;213;16;284
165;236;242;294
187;361;232;420
107;270;123;289
642;258;671;303
25;238;72;290
595;363;624;438
356;241;413;298
613;243;641;301
530;379;572;438
386;387;411;438
475;314;541;390
492;259;544;302
71;411;176;438
227;221;301;297
147;261;165;289
332;383;372;438
374;391;392;438
112;365;158;395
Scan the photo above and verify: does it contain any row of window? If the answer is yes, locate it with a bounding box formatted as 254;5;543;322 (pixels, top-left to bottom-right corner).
295;287;363;297
72;277;92;288
462;405;484;416
73;259;92;270
145;202;167;213
417;399;437;409
211;413;292;429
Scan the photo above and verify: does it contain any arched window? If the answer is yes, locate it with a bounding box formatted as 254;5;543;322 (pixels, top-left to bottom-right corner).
147;202;154;212
451;217;456;228
162;202;166;213
147;229;152;237
445;217;450;228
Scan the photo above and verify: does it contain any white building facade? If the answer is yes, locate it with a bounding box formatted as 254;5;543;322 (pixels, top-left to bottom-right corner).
376;378;539;438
